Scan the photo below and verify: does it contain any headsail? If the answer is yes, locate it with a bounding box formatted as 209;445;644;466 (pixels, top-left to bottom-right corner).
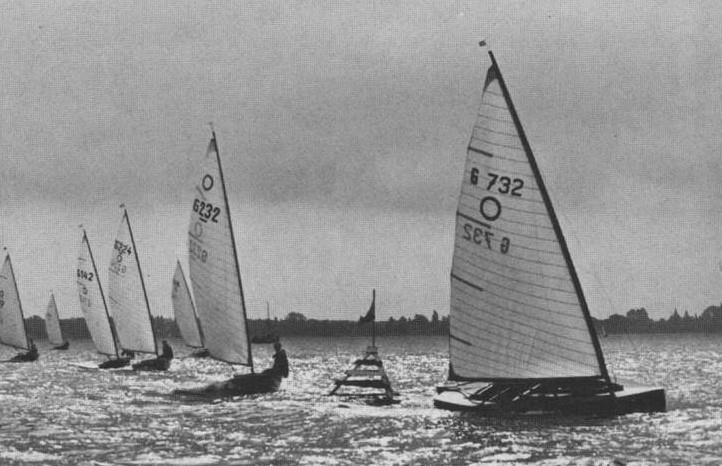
172;260;204;348
188;133;252;366
45;293;64;346
108;210;158;355
0;255;29;350
448;51;608;381
77;231;119;356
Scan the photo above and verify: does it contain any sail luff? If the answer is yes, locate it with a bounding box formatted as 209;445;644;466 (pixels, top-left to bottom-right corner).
82;230;119;357
123;209;159;356
0;255;30;350
213;132;253;370
487;51;610;382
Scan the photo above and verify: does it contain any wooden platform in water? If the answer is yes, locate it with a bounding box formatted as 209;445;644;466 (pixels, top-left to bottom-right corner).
329;346;398;401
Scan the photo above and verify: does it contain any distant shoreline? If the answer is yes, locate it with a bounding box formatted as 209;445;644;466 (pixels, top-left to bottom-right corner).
22;305;722;341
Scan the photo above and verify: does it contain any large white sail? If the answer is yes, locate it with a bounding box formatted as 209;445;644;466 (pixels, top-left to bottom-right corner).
0;255;29;350
172;260;204;348
108;210;158;354
77;231;119;356
188;134;252;365
448;53;605;380
45;293;64;345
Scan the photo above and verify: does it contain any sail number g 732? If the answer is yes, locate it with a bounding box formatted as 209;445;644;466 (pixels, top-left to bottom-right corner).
462;223;510;254
470;168;524;197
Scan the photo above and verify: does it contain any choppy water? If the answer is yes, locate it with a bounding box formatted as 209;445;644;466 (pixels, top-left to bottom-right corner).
0;334;720;465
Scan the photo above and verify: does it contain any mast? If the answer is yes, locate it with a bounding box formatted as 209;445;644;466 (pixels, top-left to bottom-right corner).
5;255;30;350
487;50;610;383
212;131;254;371
123;209;159;356
372;289;376;348
176;259;204;348
83;229;120;358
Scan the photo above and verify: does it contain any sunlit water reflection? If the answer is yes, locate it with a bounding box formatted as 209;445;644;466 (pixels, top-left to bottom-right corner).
0;334;720;464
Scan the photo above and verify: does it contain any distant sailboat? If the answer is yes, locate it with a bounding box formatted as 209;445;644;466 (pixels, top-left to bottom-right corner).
45;292;69;350
108;208;168;371
171;260;208;357
76;229;130;369
174;131;283;398
433;49;665;415
0;253;37;362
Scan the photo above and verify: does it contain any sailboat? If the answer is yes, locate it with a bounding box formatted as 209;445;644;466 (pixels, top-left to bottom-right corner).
75;229;130;369
45;292;69;350
173;131;283;398
171;260;208;357
251;302;279;344
0;253;37;362
433;48;665;415
108;208;169;371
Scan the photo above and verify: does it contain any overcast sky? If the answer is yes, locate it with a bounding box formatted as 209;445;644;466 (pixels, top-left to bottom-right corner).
1;0;721;321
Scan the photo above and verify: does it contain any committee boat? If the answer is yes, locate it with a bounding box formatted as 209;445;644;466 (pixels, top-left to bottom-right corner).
108;208;168;371
0;253;37;362
45;292;69;350
76;229;130;369
433;48;665;416
173;131;282;398
171;260;208;357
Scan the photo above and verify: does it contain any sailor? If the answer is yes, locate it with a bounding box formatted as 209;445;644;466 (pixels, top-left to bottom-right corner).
268;341;289;378
12;339;38;362
160;340;174;360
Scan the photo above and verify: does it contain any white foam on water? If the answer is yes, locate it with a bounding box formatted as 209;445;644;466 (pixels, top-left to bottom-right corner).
0;446;62;462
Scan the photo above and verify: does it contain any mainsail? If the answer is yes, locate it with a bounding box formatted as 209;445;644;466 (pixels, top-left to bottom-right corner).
108;209;158;355
448;51;608;381
77;230;119;356
45;293;64;346
172;260;204;348
0;255;29;350
188;133;252;366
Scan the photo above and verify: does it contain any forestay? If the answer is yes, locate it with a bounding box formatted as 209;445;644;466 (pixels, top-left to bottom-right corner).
0;255;29;350
172;260;204;348
449;53;605;380
45;293;64;346
188;135;252;365
77;232;118;356
108;211;158;354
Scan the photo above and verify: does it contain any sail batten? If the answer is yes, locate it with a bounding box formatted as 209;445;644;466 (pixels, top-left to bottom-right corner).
107;211;158;355
172;261;204;348
45;293;64;345
0;255;29;350
448;52;607;381
188;133;252;366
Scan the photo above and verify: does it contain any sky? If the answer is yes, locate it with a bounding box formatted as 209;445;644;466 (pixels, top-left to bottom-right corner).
1;0;721;321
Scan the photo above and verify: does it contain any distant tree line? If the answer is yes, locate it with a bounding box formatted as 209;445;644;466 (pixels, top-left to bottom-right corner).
25;310;450;341
594;305;722;334
26;304;722;342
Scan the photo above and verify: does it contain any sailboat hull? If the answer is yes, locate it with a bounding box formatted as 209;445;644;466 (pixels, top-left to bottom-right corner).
434;385;665;416
132;357;171;371
172;372;281;399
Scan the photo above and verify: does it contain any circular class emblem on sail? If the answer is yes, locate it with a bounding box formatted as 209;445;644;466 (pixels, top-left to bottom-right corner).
479;196;502;221
193;221;203;238
202;175;214;191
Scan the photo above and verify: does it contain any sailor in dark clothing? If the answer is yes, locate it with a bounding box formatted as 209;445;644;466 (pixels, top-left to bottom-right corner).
12;339;38;362
160;340;174;361
269;341;289;378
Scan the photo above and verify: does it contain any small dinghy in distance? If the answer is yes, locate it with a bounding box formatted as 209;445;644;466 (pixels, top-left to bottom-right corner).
108;208;170;372
171;260;209;358
45;292;69;350
172;130;281;399
75;229;130;369
433;47;665;416
0;253;38;363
